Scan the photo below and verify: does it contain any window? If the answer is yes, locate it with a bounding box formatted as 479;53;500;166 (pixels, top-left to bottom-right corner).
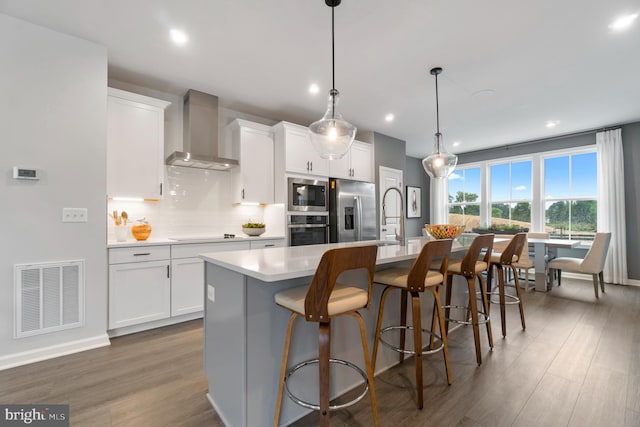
490;160;532;231
445;147;598;240
543;152;597;240
448;167;481;231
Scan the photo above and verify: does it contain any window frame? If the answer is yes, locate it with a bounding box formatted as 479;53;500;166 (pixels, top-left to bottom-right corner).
446;146;598;235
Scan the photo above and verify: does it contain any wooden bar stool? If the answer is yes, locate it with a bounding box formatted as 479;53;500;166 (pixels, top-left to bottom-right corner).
486;232;527;338
273;245;379;427
444;234;494;366
371;239;453;409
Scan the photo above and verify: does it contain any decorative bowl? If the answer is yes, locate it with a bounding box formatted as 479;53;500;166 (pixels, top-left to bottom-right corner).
242;227;265;237
425;224;465;240
131;223;152;241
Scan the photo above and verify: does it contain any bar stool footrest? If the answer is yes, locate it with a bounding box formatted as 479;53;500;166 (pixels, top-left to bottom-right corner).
284;358;369;411
442;304;490;325
378;325;444;355
477;290;522;305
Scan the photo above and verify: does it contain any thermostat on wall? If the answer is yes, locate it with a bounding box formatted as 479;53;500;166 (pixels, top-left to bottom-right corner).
13;166;39;180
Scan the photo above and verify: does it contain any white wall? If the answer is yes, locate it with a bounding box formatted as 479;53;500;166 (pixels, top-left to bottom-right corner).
0;14;109;367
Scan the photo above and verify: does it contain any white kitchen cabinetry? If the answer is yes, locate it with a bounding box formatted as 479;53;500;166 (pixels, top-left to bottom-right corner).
108;245;171;329
329;140;373;182
107;87;170;199
228;119;274;204
249;238;286;249
171;241;250;316
273;121;330;177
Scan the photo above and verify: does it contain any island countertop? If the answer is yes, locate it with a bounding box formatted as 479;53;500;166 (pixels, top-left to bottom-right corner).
199;237;473;282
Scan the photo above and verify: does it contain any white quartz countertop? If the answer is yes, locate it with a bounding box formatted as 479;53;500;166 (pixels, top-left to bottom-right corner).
200;237;469;282
107;235;285;248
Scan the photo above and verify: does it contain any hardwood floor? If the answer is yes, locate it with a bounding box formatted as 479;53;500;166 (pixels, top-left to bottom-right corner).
1;278;639;426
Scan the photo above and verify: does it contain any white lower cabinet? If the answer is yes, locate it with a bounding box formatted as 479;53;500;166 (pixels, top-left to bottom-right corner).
109;257;171;330
170;257;205;316
109;239;284;333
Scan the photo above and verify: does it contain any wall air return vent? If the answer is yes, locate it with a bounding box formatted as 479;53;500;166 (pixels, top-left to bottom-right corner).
14;260;84;338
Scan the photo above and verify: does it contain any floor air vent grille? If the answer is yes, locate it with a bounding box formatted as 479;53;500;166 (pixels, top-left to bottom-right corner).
14;260;84;338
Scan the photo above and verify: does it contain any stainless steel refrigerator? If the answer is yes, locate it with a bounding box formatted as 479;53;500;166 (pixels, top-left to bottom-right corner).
329;178;377;243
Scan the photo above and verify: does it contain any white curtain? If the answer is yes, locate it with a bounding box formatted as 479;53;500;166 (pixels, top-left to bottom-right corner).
430;178;448;224
596;128;628;284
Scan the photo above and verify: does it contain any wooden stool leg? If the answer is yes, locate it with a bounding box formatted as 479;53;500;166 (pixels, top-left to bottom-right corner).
372;286;392;372
411;292;424;410
466;276;483;366
445;276;453;335
273;313;298;427
477;273;494;350
319;322;331;427
431;286;452;385
399;290;408;363
497;265;507;338
512;266;526;330
352;311;380;427
429;291;438;351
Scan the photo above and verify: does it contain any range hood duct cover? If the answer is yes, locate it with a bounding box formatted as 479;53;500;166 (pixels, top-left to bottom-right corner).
165;89;238;170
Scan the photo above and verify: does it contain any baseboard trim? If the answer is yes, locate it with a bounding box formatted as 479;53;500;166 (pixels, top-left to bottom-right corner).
206;392;233;427
108;312;203;338
0;334;110;371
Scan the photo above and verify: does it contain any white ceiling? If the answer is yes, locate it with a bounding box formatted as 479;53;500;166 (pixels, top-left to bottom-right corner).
2;0;639;158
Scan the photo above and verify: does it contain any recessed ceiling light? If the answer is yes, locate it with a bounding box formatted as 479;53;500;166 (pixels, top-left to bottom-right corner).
385;113;395;122
452;141;461;147
308;83;319;94
609;13;638;30
170;29;188;45
546;120;560;128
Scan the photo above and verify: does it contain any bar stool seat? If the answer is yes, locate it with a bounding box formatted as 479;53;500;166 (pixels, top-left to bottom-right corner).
447;260;488;274
372;239;453;410
273;245;379;427
275;284;368;317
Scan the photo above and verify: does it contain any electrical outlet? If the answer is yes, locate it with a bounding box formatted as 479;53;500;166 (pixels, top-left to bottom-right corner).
207;285;215;302
62;208;88;223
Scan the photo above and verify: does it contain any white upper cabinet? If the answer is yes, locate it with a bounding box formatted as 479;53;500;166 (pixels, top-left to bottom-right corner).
273;122;330;177
107;88;170;199
329;140;373;182
228;119;274;204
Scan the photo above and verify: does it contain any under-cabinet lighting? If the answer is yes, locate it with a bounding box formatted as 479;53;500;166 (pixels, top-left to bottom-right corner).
111;197;144;202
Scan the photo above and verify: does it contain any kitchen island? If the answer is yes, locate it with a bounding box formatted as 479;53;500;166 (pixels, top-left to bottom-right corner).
201;238;470;427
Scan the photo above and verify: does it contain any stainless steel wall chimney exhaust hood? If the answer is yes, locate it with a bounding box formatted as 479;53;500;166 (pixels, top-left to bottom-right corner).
165;89;238;170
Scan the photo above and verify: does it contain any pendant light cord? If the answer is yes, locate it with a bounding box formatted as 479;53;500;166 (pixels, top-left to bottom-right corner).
435;72;440;134
331;5;335;91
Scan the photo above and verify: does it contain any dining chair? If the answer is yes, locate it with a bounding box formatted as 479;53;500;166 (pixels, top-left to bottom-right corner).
548;232;612;298
444;234;494;366
371;239;453;409
486;233;527;337
273;245;379;427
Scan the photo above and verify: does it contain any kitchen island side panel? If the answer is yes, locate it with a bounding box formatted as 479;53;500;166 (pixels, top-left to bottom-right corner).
205;263;247;427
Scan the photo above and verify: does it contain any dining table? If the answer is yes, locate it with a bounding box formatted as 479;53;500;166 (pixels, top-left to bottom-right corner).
527;237;581;291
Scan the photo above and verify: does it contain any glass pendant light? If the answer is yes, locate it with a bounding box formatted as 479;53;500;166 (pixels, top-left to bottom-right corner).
309;0;356;160
422;67;458;178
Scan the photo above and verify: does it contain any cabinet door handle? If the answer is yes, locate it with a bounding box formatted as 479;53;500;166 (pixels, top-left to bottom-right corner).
265;244;275;247
242;189;245;200
306;161;309;171
167;265;170;278
160;183;163;196
310;161;313;171
133;253;151;256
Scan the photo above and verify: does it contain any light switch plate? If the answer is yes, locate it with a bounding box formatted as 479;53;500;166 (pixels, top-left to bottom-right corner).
207;285;215;302
62;208;88;222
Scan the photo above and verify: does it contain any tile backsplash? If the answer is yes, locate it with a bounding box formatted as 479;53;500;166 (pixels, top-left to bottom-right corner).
107;166;284;241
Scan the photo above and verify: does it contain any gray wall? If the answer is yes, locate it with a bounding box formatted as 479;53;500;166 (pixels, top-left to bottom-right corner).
372;132;405;237
405;156;431;237
0;14;108;364
457;122;640;280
